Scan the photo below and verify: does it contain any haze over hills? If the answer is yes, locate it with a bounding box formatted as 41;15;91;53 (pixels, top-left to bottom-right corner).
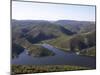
12;19;95;33
12;19;95;25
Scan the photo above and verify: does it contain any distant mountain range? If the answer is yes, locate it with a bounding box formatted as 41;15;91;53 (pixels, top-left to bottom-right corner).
12;19;95;33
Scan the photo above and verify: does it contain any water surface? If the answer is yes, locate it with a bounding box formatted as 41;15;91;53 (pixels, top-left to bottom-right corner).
12;44;96;68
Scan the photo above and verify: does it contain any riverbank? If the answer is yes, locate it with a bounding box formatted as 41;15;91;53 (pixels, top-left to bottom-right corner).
12;65;90;74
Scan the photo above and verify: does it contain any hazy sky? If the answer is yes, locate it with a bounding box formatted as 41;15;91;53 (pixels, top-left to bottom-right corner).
12;1;95;21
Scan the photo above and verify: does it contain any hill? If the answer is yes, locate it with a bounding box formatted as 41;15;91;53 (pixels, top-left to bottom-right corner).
12;19;96;57
54;20;95;33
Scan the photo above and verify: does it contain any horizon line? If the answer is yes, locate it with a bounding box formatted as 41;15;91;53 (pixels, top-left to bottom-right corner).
12;18;95;22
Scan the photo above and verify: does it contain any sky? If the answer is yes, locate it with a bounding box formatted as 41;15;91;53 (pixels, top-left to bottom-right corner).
12;1;96;21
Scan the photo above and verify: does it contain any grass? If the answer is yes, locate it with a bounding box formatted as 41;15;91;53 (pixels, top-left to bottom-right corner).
12;65;89;74
40;35;72;52
79;46;96;57
27;45;55;57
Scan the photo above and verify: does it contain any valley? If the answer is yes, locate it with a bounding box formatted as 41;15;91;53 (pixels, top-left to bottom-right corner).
12;19;96;74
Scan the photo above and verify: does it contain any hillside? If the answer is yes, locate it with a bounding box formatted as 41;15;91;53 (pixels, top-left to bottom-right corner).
44;31;96;54
54;20;95;33
12;19;96;57
12;20;74;44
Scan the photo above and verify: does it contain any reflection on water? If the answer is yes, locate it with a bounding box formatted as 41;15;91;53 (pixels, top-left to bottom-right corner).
12;44;96;68
12;43;24;59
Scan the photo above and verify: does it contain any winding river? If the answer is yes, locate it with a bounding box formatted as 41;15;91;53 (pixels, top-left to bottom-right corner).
12;44;96;68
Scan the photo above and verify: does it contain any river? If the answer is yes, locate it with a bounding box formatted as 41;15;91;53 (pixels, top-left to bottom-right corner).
12;44;96;68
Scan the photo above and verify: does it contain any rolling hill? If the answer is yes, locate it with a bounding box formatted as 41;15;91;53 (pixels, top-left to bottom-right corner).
12;19;96;57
